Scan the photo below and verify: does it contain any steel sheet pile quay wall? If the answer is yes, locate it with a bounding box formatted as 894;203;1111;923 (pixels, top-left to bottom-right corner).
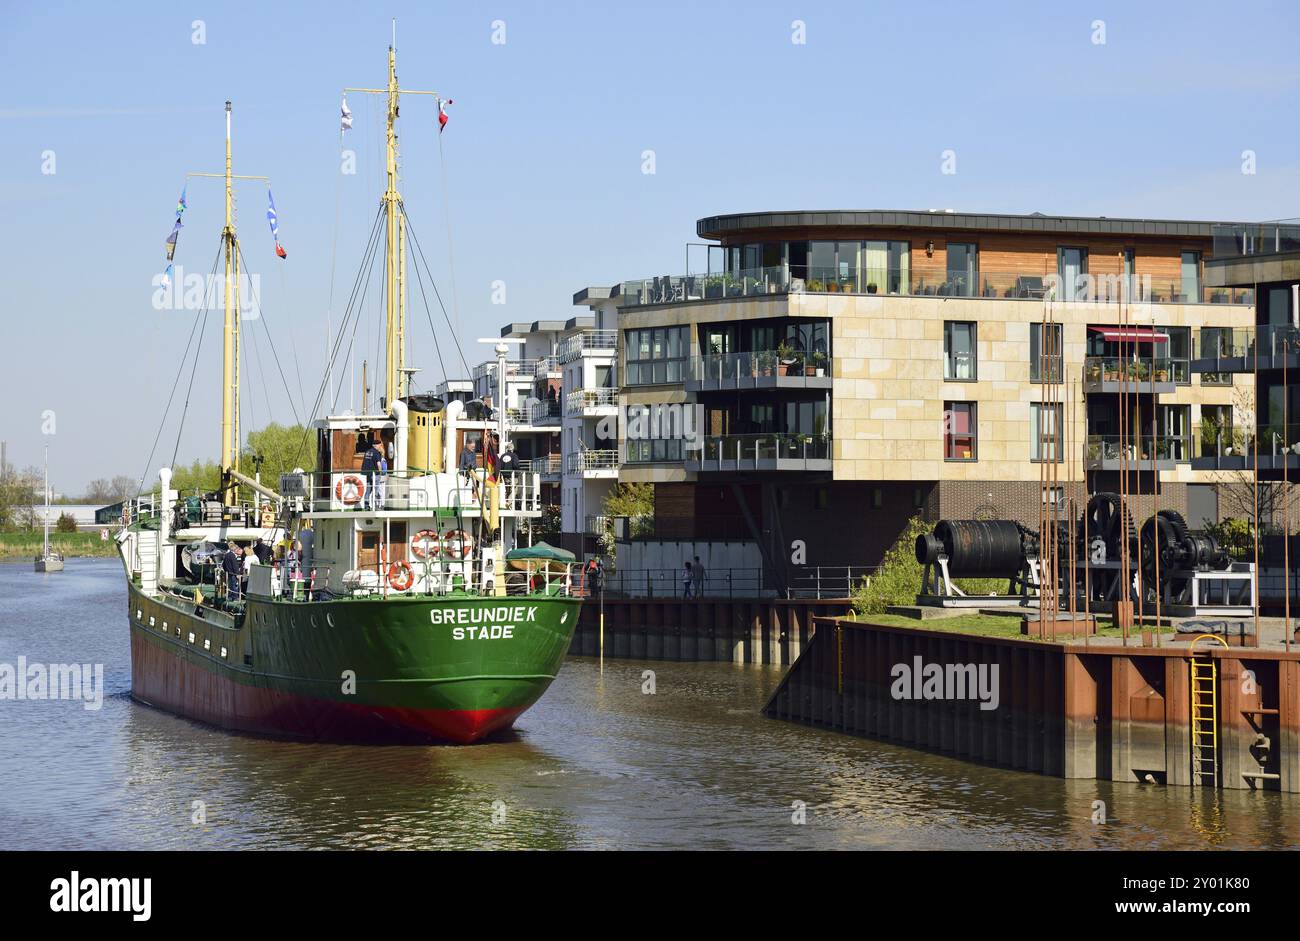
572;598;853;664
764;617;1300;792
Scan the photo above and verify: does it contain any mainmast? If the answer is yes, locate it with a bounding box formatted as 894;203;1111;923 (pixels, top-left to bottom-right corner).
346;41;442;413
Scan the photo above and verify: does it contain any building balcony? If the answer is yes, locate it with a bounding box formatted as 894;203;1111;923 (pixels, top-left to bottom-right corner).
685;350;832;392
614;264;1255;308
1084;434;1189;472
472;358;538;381
1191;325;1300;375
1191;426;1300;471
527;401;562;426
685;433;832;473
557;329;617;363
526;455;562;479
533;355;560;378
565;449;620;478
1082;356;1181;394
565;387;619;417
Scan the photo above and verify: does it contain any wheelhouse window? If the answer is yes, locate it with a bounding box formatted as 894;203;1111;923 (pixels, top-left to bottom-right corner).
944;321;976;381
625;326;687;385
944;401;977;461
1030;322;1063;383
946;243;978;297
1031;402;1062;462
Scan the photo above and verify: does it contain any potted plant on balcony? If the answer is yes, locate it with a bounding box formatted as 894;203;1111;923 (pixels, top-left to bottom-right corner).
866;282;878;294
777;342;799;376
809;350;827;377
755;349;775;377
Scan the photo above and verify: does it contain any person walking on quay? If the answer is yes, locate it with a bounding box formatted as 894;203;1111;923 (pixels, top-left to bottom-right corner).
693;555;706;598
682;560;693;599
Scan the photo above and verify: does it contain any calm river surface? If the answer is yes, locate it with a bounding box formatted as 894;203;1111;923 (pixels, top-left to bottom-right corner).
1;558;1296;850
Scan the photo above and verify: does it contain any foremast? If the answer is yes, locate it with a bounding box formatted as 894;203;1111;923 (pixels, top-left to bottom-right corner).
189;102;273;506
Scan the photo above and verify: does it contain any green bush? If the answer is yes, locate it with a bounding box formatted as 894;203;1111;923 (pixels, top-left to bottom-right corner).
852;515;1008;616
1204;517;1254;560
55;512;78;533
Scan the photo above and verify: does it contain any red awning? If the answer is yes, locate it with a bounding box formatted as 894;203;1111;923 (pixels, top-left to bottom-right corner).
1088;326;1169;343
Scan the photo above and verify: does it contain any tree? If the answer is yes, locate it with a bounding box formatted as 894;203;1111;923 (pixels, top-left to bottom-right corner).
597;483;654;567
0;464;39;531
55;512;78;533
243;423;312;488
1209;384;1288;533
82;475;139;504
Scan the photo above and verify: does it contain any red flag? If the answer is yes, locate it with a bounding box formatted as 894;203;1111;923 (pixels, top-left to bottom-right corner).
438;98;454;133
275;243;287;260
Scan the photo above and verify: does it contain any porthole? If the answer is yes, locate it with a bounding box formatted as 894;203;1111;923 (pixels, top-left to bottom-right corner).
162;621;168;631
175;626;181;637
203;638;211;651
220;646;228;659
136;609;142;621
326;613;335;628
187;632;195;644
149;616;155;627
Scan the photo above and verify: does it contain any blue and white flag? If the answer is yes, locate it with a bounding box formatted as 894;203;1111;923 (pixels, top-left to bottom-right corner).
266;189;279;242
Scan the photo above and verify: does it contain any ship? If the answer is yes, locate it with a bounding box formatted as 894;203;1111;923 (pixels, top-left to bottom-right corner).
34;444;64;573
115;45;583;744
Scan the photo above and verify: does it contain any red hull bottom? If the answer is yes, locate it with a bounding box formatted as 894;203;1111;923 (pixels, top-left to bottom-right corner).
130;631;526;745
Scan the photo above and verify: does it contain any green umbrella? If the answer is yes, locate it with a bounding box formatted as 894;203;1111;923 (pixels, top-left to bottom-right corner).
506;541;576;572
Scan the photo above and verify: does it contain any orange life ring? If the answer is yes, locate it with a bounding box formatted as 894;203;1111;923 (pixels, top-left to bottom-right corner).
442;529;472;558
411;529;441;560
335;474;366;505
387;559;414;592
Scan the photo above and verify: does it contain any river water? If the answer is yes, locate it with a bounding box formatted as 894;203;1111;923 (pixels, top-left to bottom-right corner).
1;558;1296;850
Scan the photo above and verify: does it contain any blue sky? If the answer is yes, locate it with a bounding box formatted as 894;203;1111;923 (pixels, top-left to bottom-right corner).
1;0;1298;493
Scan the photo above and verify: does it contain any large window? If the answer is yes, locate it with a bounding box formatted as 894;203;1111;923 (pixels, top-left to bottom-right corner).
1163;325;1190;384
625;326;688;385
944;401;977;461
1030;322;1063;383
864;240;910;294
944;321;977;380
946;243;978;297
624;404;686;462
1031;402;1062;462
1057;246;1088;301
1180;251;1201;302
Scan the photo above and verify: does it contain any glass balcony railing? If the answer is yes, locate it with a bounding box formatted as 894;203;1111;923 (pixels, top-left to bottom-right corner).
696;432;831;464
1085;434;1191;465
1083;356;1188;385
1193;325;1300;361
617;265;1254;307
692;349;831;382
1211;219;1300;259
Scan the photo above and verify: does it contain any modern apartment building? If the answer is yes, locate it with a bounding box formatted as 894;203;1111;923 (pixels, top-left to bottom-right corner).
577;209;1261;585
560;295;619;556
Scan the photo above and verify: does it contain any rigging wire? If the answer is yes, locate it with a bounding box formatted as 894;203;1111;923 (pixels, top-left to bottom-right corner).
436;128;465;365
134;239;224;497
401;205;470;377
237;242;307;426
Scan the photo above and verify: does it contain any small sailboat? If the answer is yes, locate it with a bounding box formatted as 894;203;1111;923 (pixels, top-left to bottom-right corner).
34;444;64;573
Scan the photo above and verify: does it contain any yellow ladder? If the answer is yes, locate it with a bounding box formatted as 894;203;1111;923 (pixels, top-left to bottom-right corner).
1189;634;1227;786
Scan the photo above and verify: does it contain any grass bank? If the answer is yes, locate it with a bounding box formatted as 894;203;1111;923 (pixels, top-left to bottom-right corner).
851;611;1128;640
0;531;117;560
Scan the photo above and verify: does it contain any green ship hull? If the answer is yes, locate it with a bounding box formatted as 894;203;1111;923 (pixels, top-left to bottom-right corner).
128;583;582;743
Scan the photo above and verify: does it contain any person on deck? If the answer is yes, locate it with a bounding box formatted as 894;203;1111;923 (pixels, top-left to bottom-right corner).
459;438;478;478
360;436;384;510
253;538;272;565
682;560;693;599
693;555;706;598
222;541;243;601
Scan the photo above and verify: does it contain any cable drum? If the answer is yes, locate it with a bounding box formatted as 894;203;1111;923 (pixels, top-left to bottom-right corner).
916;520;1027;577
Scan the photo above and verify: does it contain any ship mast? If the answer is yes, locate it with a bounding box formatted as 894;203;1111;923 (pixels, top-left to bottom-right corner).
346;41;442;412
188;102;270;506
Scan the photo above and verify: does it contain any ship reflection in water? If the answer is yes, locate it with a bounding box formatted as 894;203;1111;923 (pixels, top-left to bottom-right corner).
3;559;1298;850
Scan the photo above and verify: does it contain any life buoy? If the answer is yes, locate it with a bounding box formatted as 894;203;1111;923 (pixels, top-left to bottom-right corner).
411;529;441;560
387;560;414;592
335;474;366;505
442;530;472;558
